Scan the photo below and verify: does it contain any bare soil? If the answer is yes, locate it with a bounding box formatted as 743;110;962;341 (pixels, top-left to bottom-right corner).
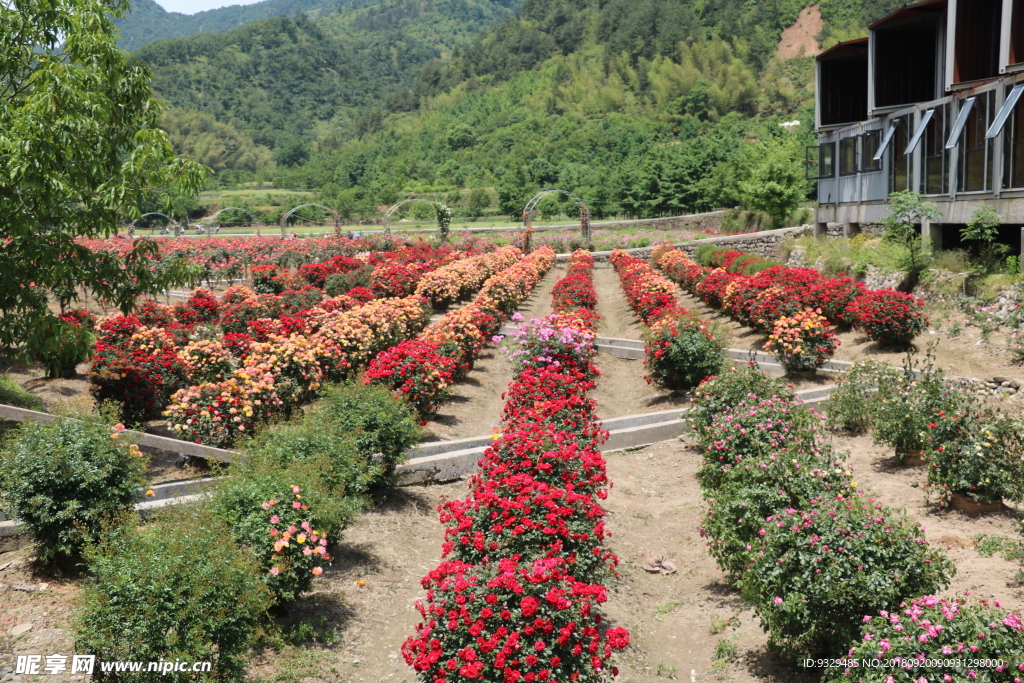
592;267;689;419
777;4;823;60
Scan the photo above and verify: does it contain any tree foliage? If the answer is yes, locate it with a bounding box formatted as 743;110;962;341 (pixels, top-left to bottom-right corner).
0;0;206;359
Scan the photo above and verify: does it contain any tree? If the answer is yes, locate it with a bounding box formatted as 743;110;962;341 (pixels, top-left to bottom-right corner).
467;187;491;216
741;139;806;229
0;0;206;368
882;191;942;277
962;205;1009;272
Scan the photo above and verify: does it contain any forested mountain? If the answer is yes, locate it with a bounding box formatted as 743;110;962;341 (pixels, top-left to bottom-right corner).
132;0;912;220
133;0;521;168
113;0;366;51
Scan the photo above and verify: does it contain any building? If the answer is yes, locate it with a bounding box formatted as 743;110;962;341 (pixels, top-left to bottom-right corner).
813;0;1024;250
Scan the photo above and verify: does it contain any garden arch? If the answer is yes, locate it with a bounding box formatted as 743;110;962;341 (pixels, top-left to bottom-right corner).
280;204;340;237
128;212;180;237
521;190;591;253
208;207;262;236
382;197;444;237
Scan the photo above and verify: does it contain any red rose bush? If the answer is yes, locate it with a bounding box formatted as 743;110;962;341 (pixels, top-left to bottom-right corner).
404;269;628;680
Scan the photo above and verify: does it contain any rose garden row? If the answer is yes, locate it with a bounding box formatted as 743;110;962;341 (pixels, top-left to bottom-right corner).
654;246;929;349
608;249;726;392
364;246;557;420
402;253;630;681
689;366;1024;680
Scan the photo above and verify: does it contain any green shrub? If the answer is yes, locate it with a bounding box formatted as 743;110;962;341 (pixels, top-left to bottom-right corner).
701;444;849;581
739;494;955;658
323;267;371;297
320;383;419;496
0;416;146;563
210;461;345;609
77;506;272;682
688;364;798;435
0;375;44;411
823;360;901;434
695;243;722;267
242;416;374;499
928;411;1024;508
696;396;820;489
872;353;973;460
643;315;725;392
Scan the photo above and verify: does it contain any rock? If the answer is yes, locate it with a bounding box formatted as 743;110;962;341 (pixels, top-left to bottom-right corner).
10;582;36;592
9;623;32;637
994;376;1011;383
1012;380;1022;389
1002;381;1012;387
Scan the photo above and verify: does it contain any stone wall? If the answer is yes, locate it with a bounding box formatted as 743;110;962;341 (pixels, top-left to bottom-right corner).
672;225;811;259
555;211;725;234
571;224;811;262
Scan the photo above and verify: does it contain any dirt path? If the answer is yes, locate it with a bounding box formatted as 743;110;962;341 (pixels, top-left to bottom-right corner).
253;439;811;683
592;267;689;419
420;268;561;441
593;266;647;341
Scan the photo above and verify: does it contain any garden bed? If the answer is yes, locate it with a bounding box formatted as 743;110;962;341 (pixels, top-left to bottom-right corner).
7;427;1024;683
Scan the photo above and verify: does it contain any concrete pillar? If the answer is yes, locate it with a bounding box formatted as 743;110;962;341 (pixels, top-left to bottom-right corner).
814;221;827;238
842;222;861;238
921;219;942;252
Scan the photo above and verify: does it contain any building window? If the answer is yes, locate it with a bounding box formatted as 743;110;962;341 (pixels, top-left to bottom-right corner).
959;91;995;192
1013;0;1024;68
923;104;949;195
839;137;858;176
820;142;836;179
1005;94;1024;189
862;131;882;172
889;116;910;193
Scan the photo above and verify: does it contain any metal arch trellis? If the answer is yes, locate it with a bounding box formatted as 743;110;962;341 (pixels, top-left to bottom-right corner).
208;207;262;237
128;212;179;238
521;189;591;253
279;204;340;238
382;197;448;238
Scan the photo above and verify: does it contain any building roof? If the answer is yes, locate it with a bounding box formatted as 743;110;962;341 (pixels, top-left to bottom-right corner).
869;0;946;30
816;37;868;61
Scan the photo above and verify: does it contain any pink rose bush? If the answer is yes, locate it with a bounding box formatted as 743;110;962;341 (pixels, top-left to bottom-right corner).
825;594;1024;682
690;370;954;660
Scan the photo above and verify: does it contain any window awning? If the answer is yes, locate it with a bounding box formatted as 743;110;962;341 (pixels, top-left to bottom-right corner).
986;84;1024;139
945;96;976;149
873;120;900;161
904;108;935;154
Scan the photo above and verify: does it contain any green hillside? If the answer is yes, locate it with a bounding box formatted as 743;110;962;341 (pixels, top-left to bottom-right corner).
134;0;911;221
113;0;365;51
132;0;521;167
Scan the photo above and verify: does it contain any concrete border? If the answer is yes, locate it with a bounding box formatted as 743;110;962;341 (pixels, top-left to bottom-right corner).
0;404;239;464
394;383;837;485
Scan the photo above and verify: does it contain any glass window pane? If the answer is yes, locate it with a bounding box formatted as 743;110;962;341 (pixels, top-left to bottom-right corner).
840;138;858;175
862;131;882;171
